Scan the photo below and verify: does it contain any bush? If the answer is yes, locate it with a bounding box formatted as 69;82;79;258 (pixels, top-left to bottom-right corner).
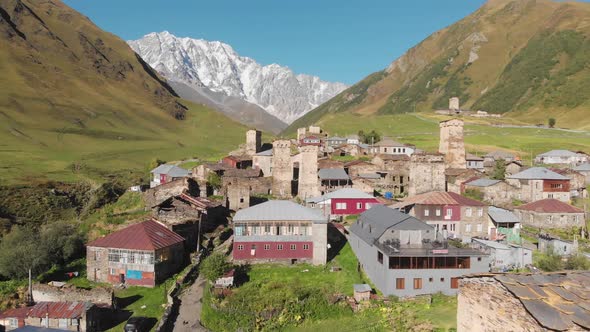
200;253;231;282
565;254;590;270
535;251;563;272
548;118;556;128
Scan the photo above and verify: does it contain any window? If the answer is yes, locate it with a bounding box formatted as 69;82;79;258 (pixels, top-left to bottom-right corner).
336;202;347;210
71;319;79;326
435;209;441;216
109;268;116;275
465;208;472;217
451;277;459;289
59;318;68;328
8;318;17;328
450;224;456;232
264;244;270;250
446;208;453;217
277;244;284;250
477;257;482;262
548;194;554;199
424;209;430;217
478;208;483;217
428;277;433;282
235;225;245;236
265;225;271;234
440;277;445;282
377;251;383;264
477;224;483;232
237;245;244;250
413;278;422;289
575;215;580;223
396;278;405;290
465;224;472;232
547;215;553;222
288;225;294;234
365;203;372;209
251;244;257;250
290;244;296;250
239;197;244;203
551;183;563;189
303;244;309;250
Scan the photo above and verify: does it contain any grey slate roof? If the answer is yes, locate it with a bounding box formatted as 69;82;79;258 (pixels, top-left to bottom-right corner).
507;167;568;180
150;164;189;177
349;205;433;245
488;206;520;224
537;149;577;157
466;178;502;187
306;188;375;204
484;150;515;160
255;149;273;156
233;200;327;223
318;168;350;180
375;138;406;147
574;163;590;171
353;284;372;292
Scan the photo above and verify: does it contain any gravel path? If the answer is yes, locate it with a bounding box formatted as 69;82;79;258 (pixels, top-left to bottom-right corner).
172;275;208;332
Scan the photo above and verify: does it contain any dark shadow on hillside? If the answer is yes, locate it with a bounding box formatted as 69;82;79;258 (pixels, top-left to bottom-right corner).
97;308;132;331
116;294;142;309
234;264;251;287
327;223;347;262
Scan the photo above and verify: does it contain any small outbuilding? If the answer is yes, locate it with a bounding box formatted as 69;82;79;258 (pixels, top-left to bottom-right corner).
353;284;372;303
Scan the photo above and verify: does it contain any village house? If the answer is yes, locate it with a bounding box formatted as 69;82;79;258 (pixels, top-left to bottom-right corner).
318;168;352;194
150;164;189;188
349;206;489;297
232;200;328;265
353;284;372;303
462;178;514;206
506;167;571;203
299;135;322;147
537;233;578;256
0;307;29;330
346;134;360;145
374;138;415;156
574;163;590;185
444;168;480;194
326;136;347;147
487;206;521;242
458;272;590;332
534;149;589;166
86;220;185;287
465;154;484;171
514;199;584;229
306;188;381;219
344;160;378;177
23;302;99;332
505;160;523;176
221;155;252;169
550;167;588;198
483;150;516;164
253;148;273;177
392;191;488;239
470;238;532;271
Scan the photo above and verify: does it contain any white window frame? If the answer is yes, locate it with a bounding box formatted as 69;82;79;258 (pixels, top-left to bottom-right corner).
478;208;483;217
424;209;430;217
303;244;310;250
356;202;362;209
290;244;296;250
465;224;472;232
465;208;472;217
237;245;244;250
365;203;372;209
446;208;453;217
477;224;483;232
435;209;441;216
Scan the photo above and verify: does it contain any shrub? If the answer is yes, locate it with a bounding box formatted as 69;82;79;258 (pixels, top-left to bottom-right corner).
548;118;556;128
200;253;231;282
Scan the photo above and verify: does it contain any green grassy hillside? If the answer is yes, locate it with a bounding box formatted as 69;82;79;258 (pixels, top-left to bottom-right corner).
287;0;590;133
0;0;247;183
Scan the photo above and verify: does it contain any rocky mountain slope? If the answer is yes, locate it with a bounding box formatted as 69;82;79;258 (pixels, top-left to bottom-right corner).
128;31;348;126
287;0;590;132
0;0;247;182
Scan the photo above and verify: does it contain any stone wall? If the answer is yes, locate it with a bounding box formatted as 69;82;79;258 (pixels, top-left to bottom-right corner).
253;154;272;177
408;154;446;196
298;145;320;200
246;130;261;156
144;178;191;208
311;222;327;265
514;210;585;229
32;283;113;307
459;206;489;239
439;119;466;169
224;178;250;211
458;277;544;332
297;127;307;140
271;140;293;198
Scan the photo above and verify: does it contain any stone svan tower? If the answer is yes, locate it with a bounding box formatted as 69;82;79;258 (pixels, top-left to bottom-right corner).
246;129;262;156
271;140;293;198
439;119;466;169
297;127;307;141
449;97;460;111
297;145;319;200
408;154;446;196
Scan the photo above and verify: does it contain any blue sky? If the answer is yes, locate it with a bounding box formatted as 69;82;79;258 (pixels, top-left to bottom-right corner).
64;0;486;84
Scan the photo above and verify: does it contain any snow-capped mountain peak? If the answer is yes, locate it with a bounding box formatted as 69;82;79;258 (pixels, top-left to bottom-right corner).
128;31;348;124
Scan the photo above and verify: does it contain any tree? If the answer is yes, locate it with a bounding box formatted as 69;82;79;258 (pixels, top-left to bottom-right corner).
535;250;563;272
548;118;556;128
200;252;231;282
360;130;381;144
207;172;222;190
491;159;506;180
0;225;48;278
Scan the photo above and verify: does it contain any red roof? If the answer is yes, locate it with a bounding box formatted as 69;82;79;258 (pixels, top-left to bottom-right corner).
28;302;91;319
515;199;583;213
393;191;486;208
0;306;31;319
87;219;185;250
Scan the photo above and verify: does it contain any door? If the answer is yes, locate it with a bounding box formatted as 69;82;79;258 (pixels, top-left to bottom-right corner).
160;174;167;184
119;273;125;284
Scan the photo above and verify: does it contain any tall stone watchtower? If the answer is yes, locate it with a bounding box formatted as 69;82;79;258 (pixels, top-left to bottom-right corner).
408;154;446;196
271;140;293;198
449;97;460;112
297;128;307;141
439;119;466;169
246;130;262;156
298;145;319;200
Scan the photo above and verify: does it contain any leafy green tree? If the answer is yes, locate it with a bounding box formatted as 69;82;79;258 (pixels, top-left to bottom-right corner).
40;221;86;265
200;252;231;282
548;118;556;128
0;225;48;278
207;172;222;190
491;160;506;180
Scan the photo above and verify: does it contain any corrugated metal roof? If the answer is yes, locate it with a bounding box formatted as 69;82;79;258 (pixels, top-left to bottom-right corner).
574;163;590;171
471;238;511;250
466;178;502;187
508;167;569;180
233;200;327;223
358;173;381;179
488;206;520;224
318;168;350;180
0;306;31;319
390;191;486;208
87;219;185;250
27;302;91;319
306;188;376;203
515;199;583;213
463;272;590;331
150;164;189;177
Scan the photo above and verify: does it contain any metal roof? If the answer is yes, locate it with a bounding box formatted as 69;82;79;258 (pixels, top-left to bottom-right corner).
87;219;185;250
358;173;381;179
318;168;350;180
327;136;346;141
0;306;31;319
12;327;70;332
484;150;516;159
574;163;590;171
150;164;189;177
463;272;590;331
390;191;485;209
27;302;92;319
374;138;406;147
466;178;502;187
466;153;484;161
254;148;273;156
537;149;577;157
488;206;520;224
306;188;377;203
507;167;569;180
515;199;583;214
353;284;372;293
471;238;511;250
233;200;328;223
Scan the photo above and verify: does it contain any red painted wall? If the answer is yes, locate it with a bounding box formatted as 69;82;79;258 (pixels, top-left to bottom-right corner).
107;270;155;287
222;156;238;168
330;198;381;215
233;241;313;260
